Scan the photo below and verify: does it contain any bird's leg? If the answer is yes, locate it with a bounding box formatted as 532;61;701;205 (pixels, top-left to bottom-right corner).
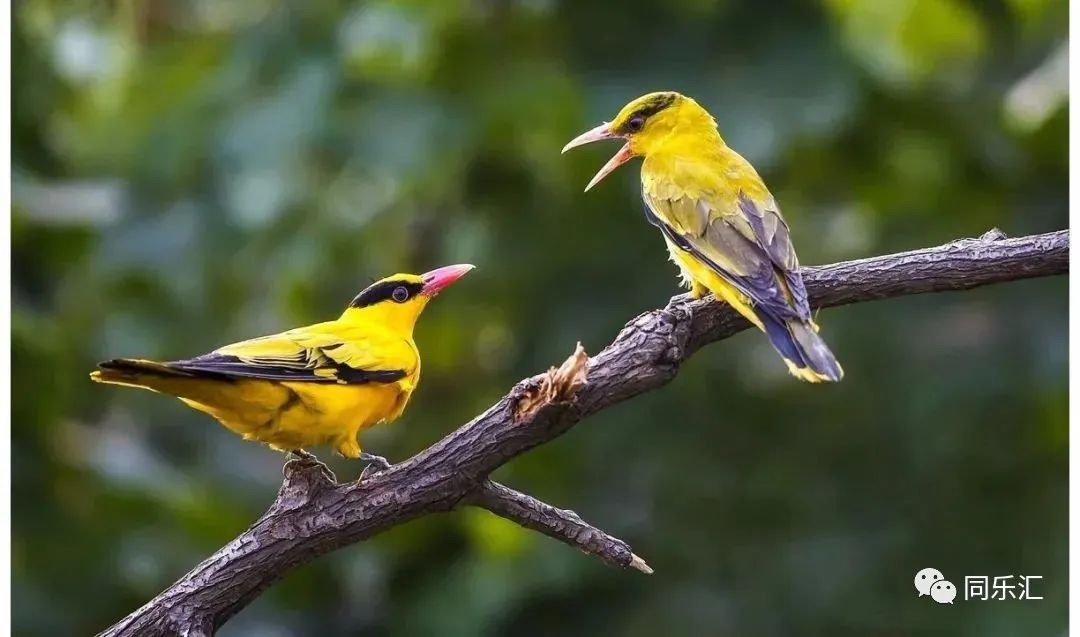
689;281;711;300
358;452;392;480
359;452;390;469
287;448;317;462
665;289;706;313
665;292;691;309
282;449;337;483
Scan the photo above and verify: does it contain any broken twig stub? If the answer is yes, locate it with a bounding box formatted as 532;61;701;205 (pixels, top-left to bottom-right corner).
513;343;589;421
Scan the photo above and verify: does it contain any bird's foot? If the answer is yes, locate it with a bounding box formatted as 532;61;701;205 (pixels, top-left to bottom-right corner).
287;448;317;462
665;292;696;311
358;452;392;480
283;449;337;483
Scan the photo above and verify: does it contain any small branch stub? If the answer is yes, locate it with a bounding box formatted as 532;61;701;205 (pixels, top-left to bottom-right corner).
513;342;590;421
630;554;654;575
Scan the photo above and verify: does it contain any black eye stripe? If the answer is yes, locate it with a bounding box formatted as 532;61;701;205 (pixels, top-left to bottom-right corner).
349;280;424;308
616;93;678;134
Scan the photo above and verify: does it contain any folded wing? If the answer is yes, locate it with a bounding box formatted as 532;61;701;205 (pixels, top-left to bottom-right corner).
642;186;810;321
167;322;411;384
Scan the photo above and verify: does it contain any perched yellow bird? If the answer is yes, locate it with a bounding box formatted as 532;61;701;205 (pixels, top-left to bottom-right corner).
91;264;474;459
563;91;842;382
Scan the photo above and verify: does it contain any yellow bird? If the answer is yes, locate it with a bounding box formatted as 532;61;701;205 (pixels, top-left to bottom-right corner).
563;91;842;382
91;264;474;460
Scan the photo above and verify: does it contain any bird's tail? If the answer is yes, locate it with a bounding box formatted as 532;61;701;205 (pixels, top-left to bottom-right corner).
757;312;843;383
90;358;195;393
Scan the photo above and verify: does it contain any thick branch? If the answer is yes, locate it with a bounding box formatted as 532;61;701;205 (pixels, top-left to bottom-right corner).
99;229;1067;636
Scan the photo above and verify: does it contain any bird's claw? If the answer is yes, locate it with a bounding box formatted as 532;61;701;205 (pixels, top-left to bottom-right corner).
287;449;317;462
664;292;695;311
282;449;337;483
358;452;392;480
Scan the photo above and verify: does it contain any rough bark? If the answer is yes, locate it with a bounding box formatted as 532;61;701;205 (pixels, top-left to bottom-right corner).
99;228;1068;637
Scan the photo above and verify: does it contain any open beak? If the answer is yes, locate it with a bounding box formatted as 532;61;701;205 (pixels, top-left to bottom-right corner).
421;264;474;296
561;122;634;192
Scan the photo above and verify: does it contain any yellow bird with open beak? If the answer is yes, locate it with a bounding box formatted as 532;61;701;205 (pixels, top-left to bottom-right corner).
91;264;474;461
563;91;842;382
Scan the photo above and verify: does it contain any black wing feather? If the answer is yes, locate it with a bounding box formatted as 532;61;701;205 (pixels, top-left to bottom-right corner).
167;353;407;384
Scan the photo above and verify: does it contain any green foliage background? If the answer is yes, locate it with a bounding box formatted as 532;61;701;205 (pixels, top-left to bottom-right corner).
12;1;1067;635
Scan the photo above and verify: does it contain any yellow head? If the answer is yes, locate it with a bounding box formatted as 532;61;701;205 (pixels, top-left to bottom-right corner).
341;264;474;334
562;91;719;191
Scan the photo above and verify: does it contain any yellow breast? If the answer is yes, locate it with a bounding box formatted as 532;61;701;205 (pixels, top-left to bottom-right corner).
180;371;418;458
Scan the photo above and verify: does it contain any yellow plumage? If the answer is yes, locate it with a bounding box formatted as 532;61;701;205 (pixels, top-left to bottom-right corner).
563;91;842;382
91;265;473;457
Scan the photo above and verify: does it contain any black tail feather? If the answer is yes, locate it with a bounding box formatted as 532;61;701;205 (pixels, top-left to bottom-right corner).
94;358;191;381
757;312;843;382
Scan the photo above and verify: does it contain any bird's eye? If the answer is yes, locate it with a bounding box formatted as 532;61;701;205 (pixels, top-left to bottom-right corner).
392;286;409;303
627;116;645;132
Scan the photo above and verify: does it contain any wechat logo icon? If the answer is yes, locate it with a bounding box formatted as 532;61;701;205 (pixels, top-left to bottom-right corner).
915;568;956;604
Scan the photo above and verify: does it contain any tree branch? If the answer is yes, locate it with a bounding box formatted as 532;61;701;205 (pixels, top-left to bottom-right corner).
468;480;653;574
98;229;1068;636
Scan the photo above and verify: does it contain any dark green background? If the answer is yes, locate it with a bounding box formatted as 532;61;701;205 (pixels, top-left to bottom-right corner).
12;1;1067;635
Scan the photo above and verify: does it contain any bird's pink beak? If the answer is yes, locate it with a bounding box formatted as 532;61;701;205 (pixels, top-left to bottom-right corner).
561;122;633;192
421;264;475;296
